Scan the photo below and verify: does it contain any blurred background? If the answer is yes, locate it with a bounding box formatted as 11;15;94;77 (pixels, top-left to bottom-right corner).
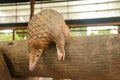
0;0;120;41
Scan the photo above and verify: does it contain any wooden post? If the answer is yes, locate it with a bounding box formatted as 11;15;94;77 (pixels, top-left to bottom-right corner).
118;25;120;34
0;35;120;80
30;0;35;19
12;29;15;40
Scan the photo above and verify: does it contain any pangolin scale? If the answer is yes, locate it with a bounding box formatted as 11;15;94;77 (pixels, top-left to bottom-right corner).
28;9;70;71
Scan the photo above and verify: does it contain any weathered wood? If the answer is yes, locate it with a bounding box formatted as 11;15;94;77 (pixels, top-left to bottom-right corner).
0;52;39;80
0;35;120;80
12;77;39;80
0;52;12;80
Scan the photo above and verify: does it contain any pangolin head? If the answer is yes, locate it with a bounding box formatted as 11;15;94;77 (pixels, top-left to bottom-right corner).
29;48;43;71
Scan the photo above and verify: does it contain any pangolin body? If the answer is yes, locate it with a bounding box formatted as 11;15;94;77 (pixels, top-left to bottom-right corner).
28;9;70;71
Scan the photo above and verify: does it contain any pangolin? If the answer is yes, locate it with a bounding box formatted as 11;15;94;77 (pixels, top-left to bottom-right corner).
28;9;70;71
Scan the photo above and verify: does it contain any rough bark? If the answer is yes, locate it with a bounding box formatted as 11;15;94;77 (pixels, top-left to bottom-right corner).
0;35;120;80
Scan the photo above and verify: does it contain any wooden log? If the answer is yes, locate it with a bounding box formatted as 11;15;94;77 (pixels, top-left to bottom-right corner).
0;52;39;80
0;35;120;80
0;52;12;80
12;77;39;80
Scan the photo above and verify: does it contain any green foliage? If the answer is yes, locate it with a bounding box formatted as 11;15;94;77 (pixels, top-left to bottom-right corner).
0;30;28;41
0;34;12;41
98;30;111;35
89;32;96;36
15;30;28;40
70;27;87;36
89;30;111;36
0;27;117;41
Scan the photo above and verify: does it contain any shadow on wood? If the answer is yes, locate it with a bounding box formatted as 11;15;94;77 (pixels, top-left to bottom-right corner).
0;52;12;80
0;35;120;80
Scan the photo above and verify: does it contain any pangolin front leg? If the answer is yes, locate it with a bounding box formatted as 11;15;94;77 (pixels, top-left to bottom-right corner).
56;39;65;61
51;31;66;61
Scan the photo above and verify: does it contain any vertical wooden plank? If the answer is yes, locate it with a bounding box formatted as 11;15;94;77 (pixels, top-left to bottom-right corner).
30;0;35;19
118;25;120;34
0;53;12;80
12;29;15;40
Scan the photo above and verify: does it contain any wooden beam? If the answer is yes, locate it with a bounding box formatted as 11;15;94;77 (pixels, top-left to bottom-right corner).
1;17;120;28
0;26;27;30
68;22;120;27
0;21;119;30
0;35;120;80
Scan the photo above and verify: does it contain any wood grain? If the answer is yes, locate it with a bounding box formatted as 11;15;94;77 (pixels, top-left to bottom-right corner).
0;35;120;80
